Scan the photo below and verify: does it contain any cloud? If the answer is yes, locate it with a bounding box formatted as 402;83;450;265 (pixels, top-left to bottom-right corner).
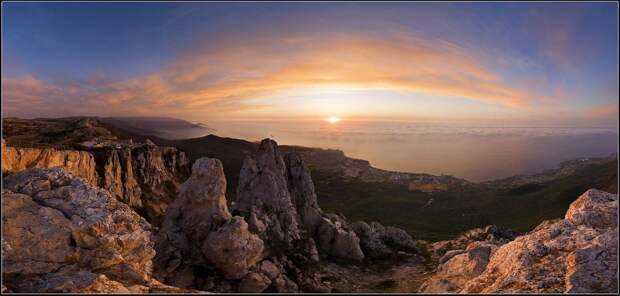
3;29;537;120
585;102;619;120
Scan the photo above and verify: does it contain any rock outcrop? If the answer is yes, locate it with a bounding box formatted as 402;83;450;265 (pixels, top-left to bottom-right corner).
235;139;366;262
421;224;520;264
235;139;302;252
351;221;418;260
93;148;142;209
1;167;193;293
93;144;190;226
2;140;98;186
420;189;618;293
154;158;264;288
129;144;190;225
3;138;190;226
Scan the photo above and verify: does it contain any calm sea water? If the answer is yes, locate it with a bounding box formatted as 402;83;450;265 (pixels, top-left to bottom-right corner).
200;120;618;182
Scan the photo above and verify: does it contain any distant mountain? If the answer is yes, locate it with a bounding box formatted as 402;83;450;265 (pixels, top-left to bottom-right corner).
101;116;212;139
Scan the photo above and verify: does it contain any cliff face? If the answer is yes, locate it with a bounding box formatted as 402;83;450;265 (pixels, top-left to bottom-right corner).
92;142;190;225
2;139;189;226
2;139;98;186
420;189;618;293
151;139;421;293
1;168;195;293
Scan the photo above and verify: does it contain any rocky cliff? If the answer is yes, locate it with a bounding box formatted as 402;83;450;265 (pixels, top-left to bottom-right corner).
150;139;422;293
1;168;195;293
92;141;190;225
2;138;189;226
420;189;618;293
2;139;98;186
235;139;417;263
154;158;264;289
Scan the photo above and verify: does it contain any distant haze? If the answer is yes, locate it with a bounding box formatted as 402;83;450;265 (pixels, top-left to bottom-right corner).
102;117;211;139
205;119;618;182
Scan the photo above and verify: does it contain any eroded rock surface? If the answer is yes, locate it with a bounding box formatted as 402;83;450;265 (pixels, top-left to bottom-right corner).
93;144;190;226
352;221;418;260
420;189;618;293
1;168;190;293
2;140;98;186
235;139;367;262
235;139;302;251
154;158;264;287
2;138;190;226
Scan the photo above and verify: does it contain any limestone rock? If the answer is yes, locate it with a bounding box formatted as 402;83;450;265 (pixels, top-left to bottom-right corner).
202;217;265;280
238;272;271;293
155;158;264;284
565;188;617;229
425;224;519;261
129;143;190;225
93;148;142;209
235;139;367;262
317;218;365;262
351;221;418;260
1;168;156;292
1;190;75;276
2;141;98;186
273;274;300;293
258;260;282;281
421;189;618;293
2;138;190;226
235;139;301;251
13;266;130;293
419;241;498;293
284;153;324;236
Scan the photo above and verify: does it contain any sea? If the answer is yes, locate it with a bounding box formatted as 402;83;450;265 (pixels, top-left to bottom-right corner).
192;119;618;182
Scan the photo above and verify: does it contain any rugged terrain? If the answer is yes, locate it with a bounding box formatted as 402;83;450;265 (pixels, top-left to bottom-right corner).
1;116;618;293
2;117;617;240
419;189;618;293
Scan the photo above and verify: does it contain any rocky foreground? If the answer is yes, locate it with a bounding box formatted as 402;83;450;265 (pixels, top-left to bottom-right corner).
420;189;618;293
1;135;618;293
1;138;422;293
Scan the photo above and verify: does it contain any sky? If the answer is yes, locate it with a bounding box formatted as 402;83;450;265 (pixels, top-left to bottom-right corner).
2;2;619;127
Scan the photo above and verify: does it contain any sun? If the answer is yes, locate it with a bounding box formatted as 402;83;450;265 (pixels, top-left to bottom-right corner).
325;116;341;124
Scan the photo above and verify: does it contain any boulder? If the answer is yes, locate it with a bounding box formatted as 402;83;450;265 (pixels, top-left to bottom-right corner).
421;189;618;293
154;158;264;285
1;168;157;292
351;221;417;260
202;217;265;280
273;274;300;293
238;272;271;293
419;241;497;293
317;218;365;262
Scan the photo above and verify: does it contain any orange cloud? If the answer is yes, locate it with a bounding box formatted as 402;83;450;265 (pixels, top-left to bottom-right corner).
2;30;536;120
586;102;619;119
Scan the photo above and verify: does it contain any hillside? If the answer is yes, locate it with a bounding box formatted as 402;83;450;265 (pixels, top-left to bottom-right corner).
2;117;617;241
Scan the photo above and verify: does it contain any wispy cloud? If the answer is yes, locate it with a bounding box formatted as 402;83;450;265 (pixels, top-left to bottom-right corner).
3;29;539;120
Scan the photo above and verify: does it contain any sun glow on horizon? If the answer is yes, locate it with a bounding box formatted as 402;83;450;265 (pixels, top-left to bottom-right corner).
325;116;341;124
